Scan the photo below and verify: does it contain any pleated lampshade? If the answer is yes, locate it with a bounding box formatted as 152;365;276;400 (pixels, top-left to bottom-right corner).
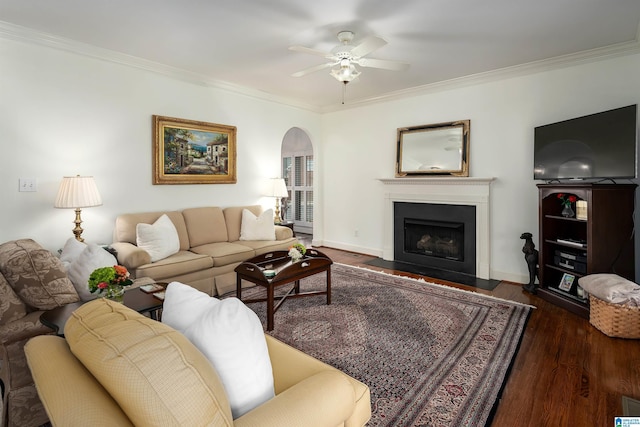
54;176;102;209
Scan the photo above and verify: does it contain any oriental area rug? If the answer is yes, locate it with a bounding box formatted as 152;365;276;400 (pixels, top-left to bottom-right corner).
241;264;532;427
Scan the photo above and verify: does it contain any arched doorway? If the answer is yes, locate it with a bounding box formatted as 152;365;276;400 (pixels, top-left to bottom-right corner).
281;127;313;236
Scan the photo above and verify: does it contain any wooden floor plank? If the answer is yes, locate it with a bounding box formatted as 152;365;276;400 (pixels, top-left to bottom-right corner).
310;244;640;426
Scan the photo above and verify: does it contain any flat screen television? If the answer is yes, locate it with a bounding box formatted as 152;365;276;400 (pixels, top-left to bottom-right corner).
533;104;637;180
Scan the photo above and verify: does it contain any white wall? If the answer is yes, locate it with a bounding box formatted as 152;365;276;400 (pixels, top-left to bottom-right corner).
318;53;640;283
2;35;640;284
0;38;320;252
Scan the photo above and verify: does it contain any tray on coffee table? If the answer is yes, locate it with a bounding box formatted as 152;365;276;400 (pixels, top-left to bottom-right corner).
235;249;332;330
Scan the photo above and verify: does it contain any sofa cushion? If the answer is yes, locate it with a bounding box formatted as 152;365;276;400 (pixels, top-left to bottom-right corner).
183;207;229;247
240;209;276;241
223;206;262;243
0;272;27;326
162;282;275;419
66;244;118;302
134;251;213;280
190;242;255;267
115;211;190;251
136;214;180;262
0;239;79;310
65;298;234;426
235;239;298;257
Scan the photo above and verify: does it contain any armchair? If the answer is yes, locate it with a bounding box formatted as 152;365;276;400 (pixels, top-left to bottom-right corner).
0;239;80;427
25;299;371;426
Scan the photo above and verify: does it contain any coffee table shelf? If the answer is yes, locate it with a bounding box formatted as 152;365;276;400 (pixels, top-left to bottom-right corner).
235;249;332;331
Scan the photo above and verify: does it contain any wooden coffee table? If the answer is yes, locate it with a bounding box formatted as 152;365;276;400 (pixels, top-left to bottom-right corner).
235;249;332;331
40;283;167;336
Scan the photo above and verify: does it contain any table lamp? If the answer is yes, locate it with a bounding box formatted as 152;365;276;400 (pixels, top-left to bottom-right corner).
54;175;102;242
264;178;288;224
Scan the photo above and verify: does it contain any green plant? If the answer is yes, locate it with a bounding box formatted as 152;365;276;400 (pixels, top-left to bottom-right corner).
292;243;306;255
88;265;133;295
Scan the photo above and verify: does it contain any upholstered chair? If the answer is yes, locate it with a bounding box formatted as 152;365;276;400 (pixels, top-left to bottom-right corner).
0;239;79;427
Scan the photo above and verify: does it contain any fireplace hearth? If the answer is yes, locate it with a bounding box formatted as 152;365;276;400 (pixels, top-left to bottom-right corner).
394;202;476;275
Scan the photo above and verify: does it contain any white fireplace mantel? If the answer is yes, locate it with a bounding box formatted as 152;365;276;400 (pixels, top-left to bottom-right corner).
379;177;495;280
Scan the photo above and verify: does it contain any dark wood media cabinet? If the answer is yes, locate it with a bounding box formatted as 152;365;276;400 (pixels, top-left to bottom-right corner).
537;183;636;318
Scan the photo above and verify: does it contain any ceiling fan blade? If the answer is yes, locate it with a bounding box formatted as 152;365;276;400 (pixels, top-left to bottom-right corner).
291;62;334;77
350;35;387;57
288;45;334;59
358;58;410;71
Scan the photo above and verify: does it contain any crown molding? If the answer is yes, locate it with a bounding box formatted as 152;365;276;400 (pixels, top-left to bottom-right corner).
2;20;639;115
322;38;640;112
0;21;322;113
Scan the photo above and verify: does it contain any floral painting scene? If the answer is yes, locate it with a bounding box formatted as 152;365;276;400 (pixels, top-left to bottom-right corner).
164;126;229;175
153;115;236;184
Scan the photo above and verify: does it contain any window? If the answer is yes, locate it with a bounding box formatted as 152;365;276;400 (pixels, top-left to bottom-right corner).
281;128;313;234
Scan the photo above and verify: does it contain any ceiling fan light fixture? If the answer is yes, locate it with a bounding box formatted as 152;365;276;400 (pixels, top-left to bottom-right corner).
330;62;360;83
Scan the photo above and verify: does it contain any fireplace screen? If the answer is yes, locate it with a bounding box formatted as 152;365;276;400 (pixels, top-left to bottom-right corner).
404;218;464;261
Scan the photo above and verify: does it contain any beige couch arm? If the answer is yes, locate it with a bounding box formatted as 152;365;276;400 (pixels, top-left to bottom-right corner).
234;371;354;427
274;225;293;241
266;335;371;427
25;335;134;426
109;242;151;271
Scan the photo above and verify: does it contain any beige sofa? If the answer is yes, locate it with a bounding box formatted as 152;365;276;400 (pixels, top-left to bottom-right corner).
111;205;297;296
25;299;371;427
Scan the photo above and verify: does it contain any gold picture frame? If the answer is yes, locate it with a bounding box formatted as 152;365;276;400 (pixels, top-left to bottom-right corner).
153;115;237;185
396;120;470;177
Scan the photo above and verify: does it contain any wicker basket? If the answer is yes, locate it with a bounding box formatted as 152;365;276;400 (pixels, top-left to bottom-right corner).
589;295;640;339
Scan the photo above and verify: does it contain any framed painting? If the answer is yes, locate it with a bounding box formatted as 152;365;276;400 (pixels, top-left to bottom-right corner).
558;272;575;292
153;115;237;184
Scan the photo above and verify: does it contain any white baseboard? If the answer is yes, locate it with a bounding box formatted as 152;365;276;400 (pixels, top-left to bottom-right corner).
312;239;382;258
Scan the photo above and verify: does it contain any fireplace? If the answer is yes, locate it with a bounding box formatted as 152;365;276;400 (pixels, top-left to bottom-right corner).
394;202;476;275
404;219;463;260
379;177;494;280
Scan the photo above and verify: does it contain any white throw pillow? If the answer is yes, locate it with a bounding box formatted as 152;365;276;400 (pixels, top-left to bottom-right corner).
136;214;180;262
66;244;118;302
239;209;275;241
59;237;87;269
162;281;220;332
162;282;274;418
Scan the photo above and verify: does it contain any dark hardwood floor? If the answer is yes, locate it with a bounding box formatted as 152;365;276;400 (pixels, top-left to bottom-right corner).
309;241;640;427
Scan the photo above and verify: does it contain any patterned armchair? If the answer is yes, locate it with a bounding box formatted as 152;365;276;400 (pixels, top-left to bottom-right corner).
0;239;79;427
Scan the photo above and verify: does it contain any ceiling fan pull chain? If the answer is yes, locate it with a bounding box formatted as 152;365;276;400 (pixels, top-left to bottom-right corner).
342;81;347;105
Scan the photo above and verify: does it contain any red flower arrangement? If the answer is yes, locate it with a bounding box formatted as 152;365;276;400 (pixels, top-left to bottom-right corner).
557;193;577;207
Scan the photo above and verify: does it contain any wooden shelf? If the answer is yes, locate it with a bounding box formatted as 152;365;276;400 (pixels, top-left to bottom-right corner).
537;183;636;318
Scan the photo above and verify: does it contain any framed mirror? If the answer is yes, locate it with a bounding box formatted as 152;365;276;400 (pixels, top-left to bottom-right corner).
396;120;470;177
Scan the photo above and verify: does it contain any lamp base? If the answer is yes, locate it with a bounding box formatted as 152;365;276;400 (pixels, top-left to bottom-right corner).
72;208;85;242
274;199;282;224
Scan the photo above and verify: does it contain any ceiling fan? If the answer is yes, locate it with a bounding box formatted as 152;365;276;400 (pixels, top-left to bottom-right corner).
289;31;409;84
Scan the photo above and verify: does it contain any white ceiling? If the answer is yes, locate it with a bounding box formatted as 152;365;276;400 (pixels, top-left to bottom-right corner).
2;0;640;111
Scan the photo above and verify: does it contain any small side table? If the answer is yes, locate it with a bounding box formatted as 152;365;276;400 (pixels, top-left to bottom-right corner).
41;284;166;336
277;221;296;237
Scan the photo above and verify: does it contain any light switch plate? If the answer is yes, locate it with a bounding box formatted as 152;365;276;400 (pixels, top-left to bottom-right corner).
19;178;37;192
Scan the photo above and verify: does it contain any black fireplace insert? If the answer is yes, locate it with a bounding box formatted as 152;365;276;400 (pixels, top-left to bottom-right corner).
394;202;476;275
